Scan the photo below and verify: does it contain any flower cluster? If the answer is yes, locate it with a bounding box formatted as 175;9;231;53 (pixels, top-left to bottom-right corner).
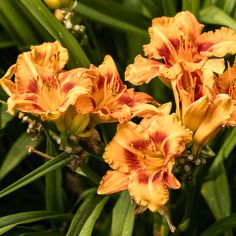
1;11;236;232
125;11;236;154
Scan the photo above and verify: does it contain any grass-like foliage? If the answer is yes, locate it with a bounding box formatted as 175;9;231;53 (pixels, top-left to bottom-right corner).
0;0;236;235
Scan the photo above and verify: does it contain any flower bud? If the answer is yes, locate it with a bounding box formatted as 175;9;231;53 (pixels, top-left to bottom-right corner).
44;0;75;9
70;113;90;136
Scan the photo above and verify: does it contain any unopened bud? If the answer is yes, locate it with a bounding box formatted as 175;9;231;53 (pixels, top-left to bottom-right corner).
44;0;75;9
70;114;90;136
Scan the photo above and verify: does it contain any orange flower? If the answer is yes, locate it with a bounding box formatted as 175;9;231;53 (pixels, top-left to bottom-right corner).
125;11;236;150
214;61;236;126
125;11;236;86
75;55;167;126
0;42;92;121
98;114;192;215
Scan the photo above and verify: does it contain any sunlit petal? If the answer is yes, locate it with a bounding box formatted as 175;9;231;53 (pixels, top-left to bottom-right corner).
197;27;236;57
103;122;154;173
128;169;169;212
194;94;233;146
182;96;209;133
0;65;16;96
98;170;129;194
144;11;203;63
30;41;68;73
125;55;165;85
141;114;192;159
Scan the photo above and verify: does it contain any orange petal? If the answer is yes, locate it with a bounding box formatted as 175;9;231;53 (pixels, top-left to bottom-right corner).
7;93;43;116
58;68;92;113
216;61;236;97
75;95;95;115
197;27;236;57
103;122;153;173
92;104;132;124
194;94;233;146
0;65;16;96
132;102;172;120
97;55;121;84
30;41;68;73
227;102;236;125
163;161;181;189
125;55;165;85
141;114;192;159
130;92;171;118
144;11;203;63
97;170;129;195
182;96;209;133
128;169;169;212
202;59;225;96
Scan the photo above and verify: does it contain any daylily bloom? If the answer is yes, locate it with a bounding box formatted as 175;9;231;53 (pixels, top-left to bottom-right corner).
98;114;192;226
125;11;236;87
75;55;169;127
125;11;236;151
0;41;92;121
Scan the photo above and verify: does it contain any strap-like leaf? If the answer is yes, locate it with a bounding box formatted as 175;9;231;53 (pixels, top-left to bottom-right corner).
75;0;148;36
200;6;236;30
200;213;236;236
79;196;109;236
19;0;90;68
0;211;72;235
0;133;40;180
111;191;135;236
66;193;108;236
201;128;236;220
0;152;71;198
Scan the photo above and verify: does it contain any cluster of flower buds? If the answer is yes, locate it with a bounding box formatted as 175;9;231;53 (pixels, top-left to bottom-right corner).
19;113;42;140
44;0;88;45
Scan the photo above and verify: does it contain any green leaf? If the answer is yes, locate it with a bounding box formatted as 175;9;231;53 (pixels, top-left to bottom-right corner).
46;168;64;211
161;0;177;16
111;191;135;236
44;132;64;212
0;40;16;48
216;0;236;14
0;133;40;180
79;196;109;236
18;232;64;236
121;201;136;236
66;193;108;236
199;6;236;31
19;0;90;68
0;152;71;198
76;163;101;185
201;159;230;220
182;0;200;16
0;0;38;45
75;0;148;36
200;213;236;236
0;103;12;129
0;211;72;235
201;128;236;220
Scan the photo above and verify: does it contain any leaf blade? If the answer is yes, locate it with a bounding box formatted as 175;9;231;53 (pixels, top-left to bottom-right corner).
0;211;72;235
0;152;71;198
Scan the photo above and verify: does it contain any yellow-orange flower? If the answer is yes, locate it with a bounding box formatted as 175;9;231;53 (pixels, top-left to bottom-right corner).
98;114;192;213
125;11;236;86
0;42;92;121
125;11;236;150
75;55;168;126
